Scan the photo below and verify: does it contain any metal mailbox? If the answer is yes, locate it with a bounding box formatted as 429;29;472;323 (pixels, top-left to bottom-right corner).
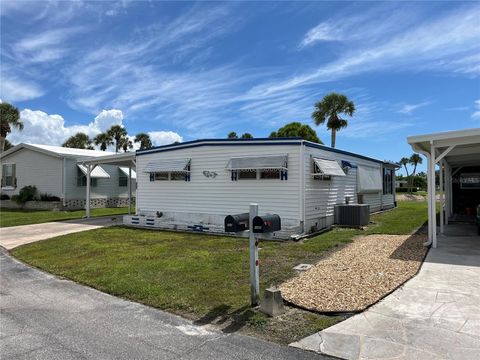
224;213;250;232
252;214;281;233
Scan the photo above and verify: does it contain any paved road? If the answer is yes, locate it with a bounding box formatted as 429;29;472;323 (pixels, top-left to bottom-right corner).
0;216;122;250
0;249;328;360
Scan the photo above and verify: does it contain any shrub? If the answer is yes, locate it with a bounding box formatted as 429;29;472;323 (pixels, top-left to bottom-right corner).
396;187;418;193
40;193;61;202
0;193;10;200
12;185;39;204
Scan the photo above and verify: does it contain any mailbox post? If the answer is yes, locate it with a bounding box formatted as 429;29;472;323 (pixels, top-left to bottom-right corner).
249;203;260;306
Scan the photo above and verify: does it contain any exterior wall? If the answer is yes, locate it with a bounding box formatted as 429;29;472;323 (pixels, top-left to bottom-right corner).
304;145;381;231
65;159;136;201
0;148;63;197
135;144;302;238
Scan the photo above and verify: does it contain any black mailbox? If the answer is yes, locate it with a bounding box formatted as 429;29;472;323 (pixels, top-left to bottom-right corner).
224;213;250;232
252;214;281;233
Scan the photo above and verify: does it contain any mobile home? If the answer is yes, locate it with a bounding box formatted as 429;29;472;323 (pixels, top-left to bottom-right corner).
0;143;136;209
123;138;396;239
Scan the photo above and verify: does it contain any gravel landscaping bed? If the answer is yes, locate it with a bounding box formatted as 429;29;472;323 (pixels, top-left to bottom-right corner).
280;234;428;313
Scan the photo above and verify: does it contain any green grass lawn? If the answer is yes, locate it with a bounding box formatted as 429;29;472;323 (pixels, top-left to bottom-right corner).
12;201;427;344
0;207;131;227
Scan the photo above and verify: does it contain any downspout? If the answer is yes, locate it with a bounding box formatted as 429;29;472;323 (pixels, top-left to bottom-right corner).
411;144;432;247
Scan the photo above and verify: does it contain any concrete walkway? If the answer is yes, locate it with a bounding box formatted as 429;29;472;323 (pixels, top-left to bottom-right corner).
291;225;480;360
0;216;122;250
0;249;329;360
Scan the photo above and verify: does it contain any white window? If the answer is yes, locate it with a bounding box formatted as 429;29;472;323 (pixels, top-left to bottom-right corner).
77;168;98;187
1;164;16;188
226;155;287;181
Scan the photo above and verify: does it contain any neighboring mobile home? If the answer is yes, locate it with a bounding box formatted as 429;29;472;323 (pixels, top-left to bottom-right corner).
0;143;136;209
122;138;396;239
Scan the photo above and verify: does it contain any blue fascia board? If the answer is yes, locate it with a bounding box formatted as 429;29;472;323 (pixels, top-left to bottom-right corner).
136;137;387;165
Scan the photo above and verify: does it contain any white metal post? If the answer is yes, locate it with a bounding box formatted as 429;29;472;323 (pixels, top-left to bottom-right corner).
249;203;260;306
86;164;91;218
430;142;437;248
440;160;444;234
128;167;132;215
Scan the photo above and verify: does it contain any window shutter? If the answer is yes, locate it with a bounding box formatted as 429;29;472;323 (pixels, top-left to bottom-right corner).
12;164;16;187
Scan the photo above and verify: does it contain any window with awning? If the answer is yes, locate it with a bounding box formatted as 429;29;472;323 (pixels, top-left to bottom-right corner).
357;166;382;193
77;164;110;178
119;167;137;179
226;155;288;181
311;158;346;177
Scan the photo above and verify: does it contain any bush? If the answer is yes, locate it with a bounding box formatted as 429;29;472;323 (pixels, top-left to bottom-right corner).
40;193;61;202
396;187;418;193
0;193;10;200
12;185;39;205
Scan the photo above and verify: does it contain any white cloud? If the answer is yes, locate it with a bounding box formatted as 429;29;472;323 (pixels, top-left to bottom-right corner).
472;100;480;120
398;101;432;115
7;108;183;150
0;74;44;102
148;131;183;146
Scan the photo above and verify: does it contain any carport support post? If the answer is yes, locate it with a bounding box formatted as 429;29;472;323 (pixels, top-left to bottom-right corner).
86;164;91;218
429;142;437;248
128;167;132;215
440;160;444;234
249;203;260;307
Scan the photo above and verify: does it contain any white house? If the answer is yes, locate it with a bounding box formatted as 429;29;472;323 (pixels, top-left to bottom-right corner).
0;143;136;209
106;138;396;239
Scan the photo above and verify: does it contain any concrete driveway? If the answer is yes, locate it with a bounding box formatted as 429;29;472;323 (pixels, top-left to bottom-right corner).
0;216;122;250
0;249;329;360
291;225;480;360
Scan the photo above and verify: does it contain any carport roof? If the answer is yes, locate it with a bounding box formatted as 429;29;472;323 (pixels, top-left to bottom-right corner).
407;128;480;167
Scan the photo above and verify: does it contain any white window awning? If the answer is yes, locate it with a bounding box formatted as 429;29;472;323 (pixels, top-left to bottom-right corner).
143;159;191;173
357;165;382;193
312;158;346;177
77;164;110;179
119;167;137;179
226;155;288;171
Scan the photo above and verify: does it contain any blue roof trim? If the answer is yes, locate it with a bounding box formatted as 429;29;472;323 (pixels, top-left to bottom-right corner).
304;141;384;164
136;137;386;164
137;138;303;155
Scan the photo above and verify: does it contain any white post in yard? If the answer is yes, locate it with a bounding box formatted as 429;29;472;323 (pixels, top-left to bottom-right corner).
86;164;91;218
430;142;437;248
128;166;132;215
249;203;260;307
440;160;444;234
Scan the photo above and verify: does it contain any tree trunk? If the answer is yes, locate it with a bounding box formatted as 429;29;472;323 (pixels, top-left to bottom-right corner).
331;129;336;148
0;136;5;153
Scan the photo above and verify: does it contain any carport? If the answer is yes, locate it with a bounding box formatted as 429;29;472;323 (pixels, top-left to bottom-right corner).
79;152;136;217
408;128;480;248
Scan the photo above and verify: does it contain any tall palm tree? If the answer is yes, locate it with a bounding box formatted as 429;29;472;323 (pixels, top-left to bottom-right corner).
134;133;152;150
62;132;94;149
399;157;410;177
312;92;355;148
0;102;23;153
409;153;422;177
94;133;113;151
107;125;127;153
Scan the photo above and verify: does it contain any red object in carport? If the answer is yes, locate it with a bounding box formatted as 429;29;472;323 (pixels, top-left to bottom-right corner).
465;208;474;216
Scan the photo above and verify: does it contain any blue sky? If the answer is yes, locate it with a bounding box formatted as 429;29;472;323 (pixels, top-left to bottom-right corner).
1;1;479;174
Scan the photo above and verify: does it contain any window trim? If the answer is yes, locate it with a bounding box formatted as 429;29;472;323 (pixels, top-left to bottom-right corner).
383;168;394;195
1;163;16;189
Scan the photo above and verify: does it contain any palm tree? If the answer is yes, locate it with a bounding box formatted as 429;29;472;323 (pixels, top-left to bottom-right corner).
240;133;253;139
94;133;113;151
399;157;410;177
0;102;23;153
3;139;13;151
227;132;238;139
62;132;94;149
312;92;355;148
119;137;133;152
134;133;152;150
107;125;128;153
409;153;422;176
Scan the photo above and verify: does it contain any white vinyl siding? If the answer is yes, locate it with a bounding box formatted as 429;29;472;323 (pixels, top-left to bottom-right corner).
136;145;301;224
0;148;62;196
